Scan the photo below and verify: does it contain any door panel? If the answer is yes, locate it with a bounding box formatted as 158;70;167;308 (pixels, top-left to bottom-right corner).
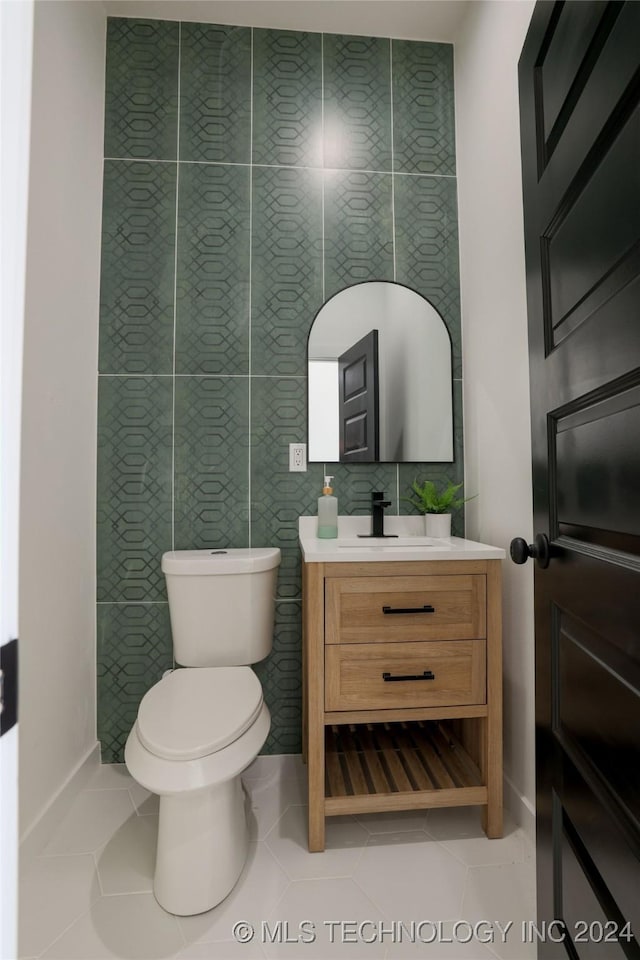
338;329;379;462
559;811;628;960
519;2;640;956
554;384;640;542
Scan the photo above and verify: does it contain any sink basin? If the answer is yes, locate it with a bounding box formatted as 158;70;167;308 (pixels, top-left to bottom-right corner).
337;536;441;547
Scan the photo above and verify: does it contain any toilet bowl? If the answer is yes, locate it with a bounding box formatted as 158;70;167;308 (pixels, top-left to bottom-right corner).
125;667;270;915
124;546;281;916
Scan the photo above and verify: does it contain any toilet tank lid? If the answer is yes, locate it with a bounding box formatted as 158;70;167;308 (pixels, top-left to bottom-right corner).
162;547;281;576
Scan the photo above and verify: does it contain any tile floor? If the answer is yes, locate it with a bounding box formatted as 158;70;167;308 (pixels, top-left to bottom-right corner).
19;757;536;960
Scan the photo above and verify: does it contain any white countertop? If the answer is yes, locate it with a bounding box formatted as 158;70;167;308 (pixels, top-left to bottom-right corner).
298;516;506;563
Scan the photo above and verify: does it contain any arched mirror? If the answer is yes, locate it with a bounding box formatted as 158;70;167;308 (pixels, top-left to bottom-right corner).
308;282;453;463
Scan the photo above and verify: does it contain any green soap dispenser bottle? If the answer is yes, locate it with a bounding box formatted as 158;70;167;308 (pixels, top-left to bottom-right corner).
317;475;338;539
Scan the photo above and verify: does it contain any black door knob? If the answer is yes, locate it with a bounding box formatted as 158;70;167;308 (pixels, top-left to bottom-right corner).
510;533;551;569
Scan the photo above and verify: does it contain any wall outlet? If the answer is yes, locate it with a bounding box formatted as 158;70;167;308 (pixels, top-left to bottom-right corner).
289;442;307;472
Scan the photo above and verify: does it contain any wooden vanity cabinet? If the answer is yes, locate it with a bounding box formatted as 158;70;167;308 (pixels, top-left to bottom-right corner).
302;559;503;852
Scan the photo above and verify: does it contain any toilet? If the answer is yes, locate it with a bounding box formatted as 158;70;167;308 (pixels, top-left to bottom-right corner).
125;547;281;916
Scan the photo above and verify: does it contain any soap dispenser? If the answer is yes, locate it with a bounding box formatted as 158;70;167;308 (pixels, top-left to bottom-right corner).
317;475;338;539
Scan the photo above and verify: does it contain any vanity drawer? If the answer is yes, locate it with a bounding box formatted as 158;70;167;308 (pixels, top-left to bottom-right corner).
325;640;487;711
325;575;486;644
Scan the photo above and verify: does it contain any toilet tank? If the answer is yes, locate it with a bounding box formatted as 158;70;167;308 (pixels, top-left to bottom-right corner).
161;548;281;667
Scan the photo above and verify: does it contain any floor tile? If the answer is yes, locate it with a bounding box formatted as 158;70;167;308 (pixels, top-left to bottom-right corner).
128;780;160;816
263;878;386;959
85;763;135;791
381;920;498;959
42;789;136;856
177;843;289;946
21;757;536;960
41;892;184;959
177;941;266;959
265;806;368;881
96;813;158;894
243;753;306;784
423;805;492;841
461;862;537;960
355;810;430;835
440;829;526;868
353;832;467;924
19;854;100;958
245;767;307;841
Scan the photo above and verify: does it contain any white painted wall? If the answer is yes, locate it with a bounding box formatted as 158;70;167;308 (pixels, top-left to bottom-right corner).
104;0;470;42
454;0;537;836
1;2;34;951
19;0;106;841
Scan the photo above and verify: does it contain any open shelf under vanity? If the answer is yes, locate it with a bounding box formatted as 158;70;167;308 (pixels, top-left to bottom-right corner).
323;719;486;816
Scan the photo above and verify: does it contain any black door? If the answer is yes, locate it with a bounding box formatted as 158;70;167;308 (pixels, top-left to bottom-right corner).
338;329;379;462
518;2;640;957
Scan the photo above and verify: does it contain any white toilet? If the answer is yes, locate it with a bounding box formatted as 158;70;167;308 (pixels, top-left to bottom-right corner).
125;547;281;916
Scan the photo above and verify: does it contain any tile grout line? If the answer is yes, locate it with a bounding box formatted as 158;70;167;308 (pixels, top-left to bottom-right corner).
171;23;182;559
321;32;326;303
103;156;457;179
248;27;254;550
98;374;308;379
390;41;400;515
97;597;300;605
390;38;397;284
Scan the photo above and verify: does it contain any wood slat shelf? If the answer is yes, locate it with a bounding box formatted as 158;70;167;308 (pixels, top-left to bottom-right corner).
323;720;486;816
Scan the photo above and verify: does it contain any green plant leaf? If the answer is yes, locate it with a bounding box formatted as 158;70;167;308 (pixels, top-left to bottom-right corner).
401;478;475;515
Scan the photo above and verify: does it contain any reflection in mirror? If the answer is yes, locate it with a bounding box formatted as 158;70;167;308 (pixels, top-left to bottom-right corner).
308;282;453;463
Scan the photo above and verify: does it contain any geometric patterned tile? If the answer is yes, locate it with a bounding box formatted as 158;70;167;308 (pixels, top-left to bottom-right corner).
253;28;322;168
104;18;179;161
326;463;398;518
323;34;391;172
179;22;251;164
453;378;464;470
97;22;465;762
99;160;177;375
251;166;323;376
250;377;323;599
323;170;394;300
174;376;250;549
255;602;302;755
97;376;172;601
392;39;456;176
175;163;250;374
394;173;462;377
97;602;173;764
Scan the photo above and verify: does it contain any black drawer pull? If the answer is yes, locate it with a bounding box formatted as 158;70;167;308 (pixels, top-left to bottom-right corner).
382;604;435;615
382;670;435;682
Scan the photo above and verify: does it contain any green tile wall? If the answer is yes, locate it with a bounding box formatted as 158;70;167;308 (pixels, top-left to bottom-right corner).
97;19;463;762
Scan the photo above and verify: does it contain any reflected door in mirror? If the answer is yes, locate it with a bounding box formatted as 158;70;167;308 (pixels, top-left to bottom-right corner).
339;330;379;461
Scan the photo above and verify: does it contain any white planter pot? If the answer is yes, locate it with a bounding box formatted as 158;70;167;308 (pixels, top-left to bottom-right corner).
424;513;452;538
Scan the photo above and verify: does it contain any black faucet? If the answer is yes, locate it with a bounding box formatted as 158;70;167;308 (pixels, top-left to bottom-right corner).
358;491;398;538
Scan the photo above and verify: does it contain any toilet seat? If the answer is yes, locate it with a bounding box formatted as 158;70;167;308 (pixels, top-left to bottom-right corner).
136;667;263;761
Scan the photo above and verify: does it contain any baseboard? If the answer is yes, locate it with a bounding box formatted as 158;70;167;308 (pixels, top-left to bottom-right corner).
19;741;100;864
504;772;536;848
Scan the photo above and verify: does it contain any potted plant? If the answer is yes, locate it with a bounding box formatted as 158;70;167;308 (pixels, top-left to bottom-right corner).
402;478;473;537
